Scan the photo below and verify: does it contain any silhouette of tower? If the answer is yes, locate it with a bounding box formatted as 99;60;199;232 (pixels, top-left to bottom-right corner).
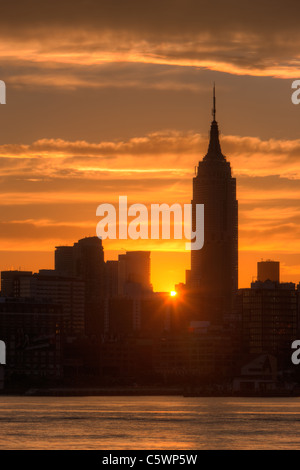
73;236;105;335
191;86;238;321
55;237;105;335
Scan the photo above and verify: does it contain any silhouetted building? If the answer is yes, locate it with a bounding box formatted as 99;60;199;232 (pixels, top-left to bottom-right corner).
55;246;74;276
185;269;191;287
153;323;240;384
99;337;154;384
1;270;32;297
118;251;152;296
105;293;176;337
232;354;278;393
73;237;105;336
0;298;63;386
190;87;238;321
257;260;280;283
19;270;85;335
105;260;119;298
238;279;298;369
55;237;106;336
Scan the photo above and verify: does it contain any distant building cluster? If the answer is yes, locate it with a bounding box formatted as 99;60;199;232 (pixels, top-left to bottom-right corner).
0;91;300;395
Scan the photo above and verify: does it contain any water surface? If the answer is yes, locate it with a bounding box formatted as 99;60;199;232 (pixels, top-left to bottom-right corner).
0;396;299;449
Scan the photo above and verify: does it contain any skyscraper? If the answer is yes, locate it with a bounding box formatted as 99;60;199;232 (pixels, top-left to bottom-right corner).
257;260;280;283
19;270;85;335
118;251;152;296
191;87;238;321
1;270;32;297
238;280;298;368
55;246;74;276
55;237;106;335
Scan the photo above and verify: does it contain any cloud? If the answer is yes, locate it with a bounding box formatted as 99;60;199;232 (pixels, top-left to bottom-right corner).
0;131;300;181
0;130;299;242
0;1;300;83
6;63;209;92
0;129;299;289
0;125;298;287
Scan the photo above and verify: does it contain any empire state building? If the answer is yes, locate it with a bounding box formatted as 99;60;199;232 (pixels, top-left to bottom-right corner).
191;87;238;321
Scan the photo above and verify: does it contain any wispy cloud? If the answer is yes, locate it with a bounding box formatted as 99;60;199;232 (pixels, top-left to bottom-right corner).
0;131;298;252
0;1;300;85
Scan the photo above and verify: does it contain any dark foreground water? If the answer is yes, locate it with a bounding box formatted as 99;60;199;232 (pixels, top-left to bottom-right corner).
0;396;300;449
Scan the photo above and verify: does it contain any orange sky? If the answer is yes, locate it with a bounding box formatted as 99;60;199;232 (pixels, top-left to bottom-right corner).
0;1;299;291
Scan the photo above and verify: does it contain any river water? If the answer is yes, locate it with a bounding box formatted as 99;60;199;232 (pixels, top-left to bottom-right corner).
0;395;299;449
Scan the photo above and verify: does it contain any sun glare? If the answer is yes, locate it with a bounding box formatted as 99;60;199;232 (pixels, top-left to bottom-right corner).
170;291;177;297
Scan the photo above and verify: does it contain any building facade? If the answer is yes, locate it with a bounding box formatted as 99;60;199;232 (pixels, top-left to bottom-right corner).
190;87;238;321
238;280;298;369
0;298;63;386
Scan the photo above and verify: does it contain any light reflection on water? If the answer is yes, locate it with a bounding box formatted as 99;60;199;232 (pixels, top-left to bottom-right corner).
0;396;300;449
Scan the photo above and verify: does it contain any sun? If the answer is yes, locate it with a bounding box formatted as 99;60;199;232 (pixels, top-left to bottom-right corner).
170;291;177;297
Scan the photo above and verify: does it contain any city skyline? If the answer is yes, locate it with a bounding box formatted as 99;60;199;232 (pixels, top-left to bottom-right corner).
0;91;298;293
1;1;300;451
0;1;299;293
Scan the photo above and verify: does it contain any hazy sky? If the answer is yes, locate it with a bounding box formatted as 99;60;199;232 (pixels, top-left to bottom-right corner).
0;0;299;291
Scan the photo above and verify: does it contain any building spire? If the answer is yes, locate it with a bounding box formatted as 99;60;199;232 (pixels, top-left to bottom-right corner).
212;83;216;122
203;83;226;161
